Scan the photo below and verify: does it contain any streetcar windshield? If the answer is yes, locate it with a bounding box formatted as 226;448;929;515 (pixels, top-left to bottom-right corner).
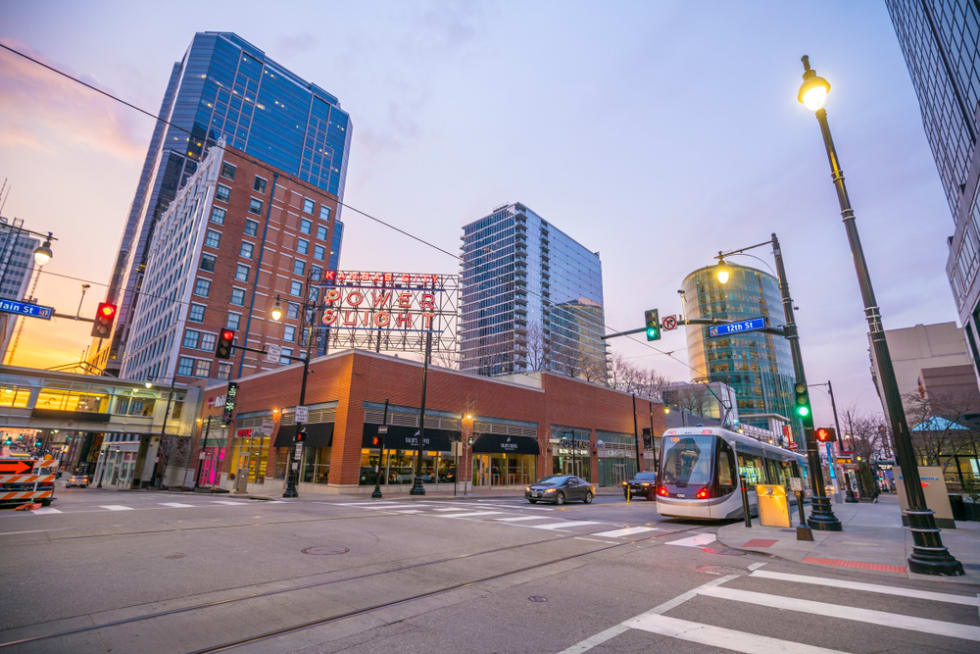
660;436;715;487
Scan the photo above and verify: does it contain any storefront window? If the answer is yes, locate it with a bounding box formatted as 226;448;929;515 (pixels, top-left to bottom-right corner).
550;427;591;481
358;448;454;485
301;447;330;484
473;453;536;486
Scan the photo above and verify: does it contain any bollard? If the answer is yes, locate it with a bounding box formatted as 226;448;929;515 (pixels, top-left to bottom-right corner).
626;485;631;505
739;476;752;528
796;490;814;541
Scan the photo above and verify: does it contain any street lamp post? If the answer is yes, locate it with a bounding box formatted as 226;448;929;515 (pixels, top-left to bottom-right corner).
410;330;434;495
270;294;313;499
372;398;389;498
812;380;857;502
631;393;642;475
797;55;963;575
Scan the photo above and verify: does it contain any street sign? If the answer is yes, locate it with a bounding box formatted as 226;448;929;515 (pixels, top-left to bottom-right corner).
260;420;274;437
265;343;282;363
662;315;678;331
451;441;463;456
378;425;388;435
0;298;53;320
222;382;239;425
789;477;803;492
707;317;767;338
295;406;309;423
294;442;303;459
0;460;31;474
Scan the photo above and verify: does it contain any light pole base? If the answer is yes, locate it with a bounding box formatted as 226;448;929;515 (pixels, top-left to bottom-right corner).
906;508;964;576
371;485;383;498
806;496;842;531
283;487;298;498
409;478;425;495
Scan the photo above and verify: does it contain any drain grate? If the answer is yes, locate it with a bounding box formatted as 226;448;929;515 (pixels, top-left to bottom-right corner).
527;596;548;603
302;545;350;556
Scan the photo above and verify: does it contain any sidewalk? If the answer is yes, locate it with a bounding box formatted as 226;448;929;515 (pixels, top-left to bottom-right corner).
717;495;980;584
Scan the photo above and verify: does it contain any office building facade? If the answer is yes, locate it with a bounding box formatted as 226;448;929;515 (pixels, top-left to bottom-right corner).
459;203;607;381
681;263;799;444
0;218;39;362
887;1;980;386
119;143;342;384
104;32;351;374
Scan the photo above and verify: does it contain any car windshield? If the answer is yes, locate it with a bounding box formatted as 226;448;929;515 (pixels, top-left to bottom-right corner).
660;435;715;487
535;475;569;486
633;472;657;481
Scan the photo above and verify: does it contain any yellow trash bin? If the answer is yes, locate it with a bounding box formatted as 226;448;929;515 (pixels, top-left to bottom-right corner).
756;484;790;528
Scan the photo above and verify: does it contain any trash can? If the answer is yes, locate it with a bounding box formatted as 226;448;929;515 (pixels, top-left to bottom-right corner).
756;484;791;527
948;493;967;521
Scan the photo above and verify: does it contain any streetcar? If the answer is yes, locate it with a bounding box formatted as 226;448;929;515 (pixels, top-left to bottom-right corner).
655;426;806;520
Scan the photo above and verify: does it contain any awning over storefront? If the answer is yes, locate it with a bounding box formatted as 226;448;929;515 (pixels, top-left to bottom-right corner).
361;424;457;452
472;434;540;455
274;422;334;448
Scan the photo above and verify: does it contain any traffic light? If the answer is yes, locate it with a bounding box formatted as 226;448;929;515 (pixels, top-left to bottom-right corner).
815;427;837;443
91;302;117;338
295;426;307;443
371;436;380;447
794;382;812;423
644;309;661;341
215;329;235;359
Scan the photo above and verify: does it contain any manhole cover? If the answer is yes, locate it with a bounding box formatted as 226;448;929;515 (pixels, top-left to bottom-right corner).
165;553;186;560
302;545;350;556
527;596;548;603
699;546;746;556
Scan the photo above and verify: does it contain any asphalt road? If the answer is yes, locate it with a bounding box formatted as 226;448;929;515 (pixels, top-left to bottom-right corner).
0;487;977;653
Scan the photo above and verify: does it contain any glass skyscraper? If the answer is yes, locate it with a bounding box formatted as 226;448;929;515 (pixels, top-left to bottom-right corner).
104;31;352;373
460;203;607;380
887;1;980;383
682;263;799;443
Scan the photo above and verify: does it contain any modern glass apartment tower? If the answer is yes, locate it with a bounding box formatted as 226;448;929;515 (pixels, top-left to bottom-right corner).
682;263;799;444
887;1;980;384
460;203;607;381
102;31;352;375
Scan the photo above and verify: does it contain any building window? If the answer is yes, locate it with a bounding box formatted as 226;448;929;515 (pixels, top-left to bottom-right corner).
220;162;236;180
313;244;325;261
319;206;330;221
249;198;263;215
193;278;211;298
188;303;205;323
177;357;194;376
240;241;254;259
290;280;303;297
193;359;211;377
293;259;306;276
316;224;328;240
230;287;246;306
235;263;249;282
183;329;200;349
200;332;217;352
311;265;323;281
205;229;221;248
244;218;259;237
217;362;233;380
300;218;312;235
210;207;226;225
297;238;309;255
303;198;314;214
287;302;300;320
200;253;217;272
215;184;231;202
283;325;296;342
253;176;267;194
226;312;241;330
280;347;293;365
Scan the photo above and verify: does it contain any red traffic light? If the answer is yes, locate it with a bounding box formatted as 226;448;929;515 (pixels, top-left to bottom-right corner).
99;303;116;318
372;436;380;446
221;329;235;341
91;301;117;338
815;427;837;443
215;329;236;360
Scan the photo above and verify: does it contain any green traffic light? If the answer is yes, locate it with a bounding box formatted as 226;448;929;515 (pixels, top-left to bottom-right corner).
646;328;659;340
797;405;810;417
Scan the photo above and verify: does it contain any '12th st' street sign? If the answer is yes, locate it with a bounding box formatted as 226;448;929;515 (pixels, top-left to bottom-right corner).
708;317;766;338
0;298;53;320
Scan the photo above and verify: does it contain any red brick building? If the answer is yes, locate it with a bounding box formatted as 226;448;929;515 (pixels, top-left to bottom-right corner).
193;349;664;495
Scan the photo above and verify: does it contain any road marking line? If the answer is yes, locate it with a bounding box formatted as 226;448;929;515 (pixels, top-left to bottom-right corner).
574;537;617;544
394;510;422;514
159;503;194;508
529;520;601;530
747;562;767;571
556;574;740;654
432;507;471;512
590;526;658;538
360;503;426;510
334;501;401;506
211;500;249;505
433;511;503;518
699;586;980;642
666;532;716;547
495;515;551;522
751;570;980;606
99;505;133;511
626;614;848;654
31;508;61;515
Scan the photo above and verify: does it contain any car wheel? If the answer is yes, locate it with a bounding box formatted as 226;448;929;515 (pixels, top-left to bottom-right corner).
584;492;593;504
556;492;565;505
528;499;537;504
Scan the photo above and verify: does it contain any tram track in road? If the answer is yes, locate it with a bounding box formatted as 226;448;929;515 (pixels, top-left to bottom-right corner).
0;519;709;652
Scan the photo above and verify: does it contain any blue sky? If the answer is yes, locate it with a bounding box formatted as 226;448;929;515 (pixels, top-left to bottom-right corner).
0;1;957;422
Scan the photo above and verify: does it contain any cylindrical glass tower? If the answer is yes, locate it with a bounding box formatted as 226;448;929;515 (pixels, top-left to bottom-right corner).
682;263;799;443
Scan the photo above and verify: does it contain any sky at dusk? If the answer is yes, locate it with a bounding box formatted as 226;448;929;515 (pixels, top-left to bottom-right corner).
0;1;959;424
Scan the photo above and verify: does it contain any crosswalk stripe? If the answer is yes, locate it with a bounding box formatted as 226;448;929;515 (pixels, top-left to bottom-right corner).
361;503;425;510
495;516;551;522
699;585;980;642
666;532;716;547
590;526;658;538
529;520;601;530
626;613;848;654
335;501;400;506
433;511;503;518
31;508;61;515
159;502;194;508
211;501;249;505
394;510;422;514
751;570;980;607
99;505;133;511
432;507;470;512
